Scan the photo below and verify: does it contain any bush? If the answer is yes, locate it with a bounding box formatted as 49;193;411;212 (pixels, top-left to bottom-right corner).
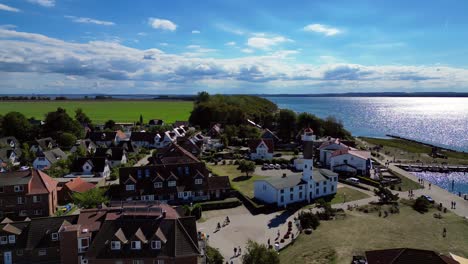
196;197;241;211
413;196;430;213
298;211;320;230
206;245;224;264
191;204;202;220
57;132;77;150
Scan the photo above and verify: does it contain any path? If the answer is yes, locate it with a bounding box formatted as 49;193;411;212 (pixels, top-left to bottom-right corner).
135;150;153;166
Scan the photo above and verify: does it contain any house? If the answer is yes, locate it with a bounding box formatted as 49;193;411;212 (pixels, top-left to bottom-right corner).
32;148;68;170
30;137;57;154
208;123;222;138
155;144;201;165
0;215;78;264
94;147;127;167
329;148;373;176
261;128;280;144
0;148;22;166
254;130;338;207
155;131;178;149
69;157;111;178
249;138;274;160
70;139;97;155
0;169;58;219
173;120;190;128
0;137;19;149
130;131;159;148
318;138;351;167
86;131;118;147
119;162;231;203
175;137;202;157
57;177;95;203
148;119;165;126
173;126;187;137
116;140;139;154
362;248;460;264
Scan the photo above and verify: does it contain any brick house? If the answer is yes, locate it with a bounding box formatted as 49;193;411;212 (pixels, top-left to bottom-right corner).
0;169;58;220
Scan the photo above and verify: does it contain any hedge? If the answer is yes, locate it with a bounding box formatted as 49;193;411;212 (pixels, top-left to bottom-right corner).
356;176;381;187
338;179;371;191
195;197;241;211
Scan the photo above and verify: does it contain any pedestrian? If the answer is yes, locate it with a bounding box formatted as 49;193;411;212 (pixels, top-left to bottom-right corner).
238;246;242;256
443;227;447;238
451;201;454;209
277;230;280;237
454;201;456;209
234;247;237;257
429;183;431;190
268;238;270;245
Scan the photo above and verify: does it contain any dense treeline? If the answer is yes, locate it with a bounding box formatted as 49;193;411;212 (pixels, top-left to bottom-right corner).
189;92;352;141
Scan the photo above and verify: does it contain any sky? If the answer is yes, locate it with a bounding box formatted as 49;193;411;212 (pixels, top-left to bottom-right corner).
1;0;468;94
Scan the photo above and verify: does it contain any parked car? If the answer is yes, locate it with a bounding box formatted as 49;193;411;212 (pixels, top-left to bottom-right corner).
346;177;360;184
274;164;281;170
281;164;287;169
422;195;435;203
262;164;269;170
269;164;275;169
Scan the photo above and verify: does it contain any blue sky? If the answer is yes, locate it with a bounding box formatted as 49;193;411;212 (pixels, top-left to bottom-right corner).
1;0;468;94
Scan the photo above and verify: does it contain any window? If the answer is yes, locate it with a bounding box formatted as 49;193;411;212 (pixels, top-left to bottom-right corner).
316;188;319;195
38;249;47;256
290;187;293;192
154;182;162;188
131;241;141;250
177;167;183;175
111;241;121;250
137;170;142;178
8;235;15;244
316;182;319;187
17;196;25;204
0;236;7;245
299;192;303;199
299;186;303;190
34;209;43;215
33;195;41;203
262;185;267;191
290;193;294;201
145;169;150;177
195;179;202;185
331;186;334;192
14;185;23;192
126;184;135;191
51;233;59;241
304;164;307;168
19;210;27;216
151;240;161;249
185;166;189;175
280;189;284;194
323;187;327;193
168;181;176;187
155;260;165;264
280;196;284;203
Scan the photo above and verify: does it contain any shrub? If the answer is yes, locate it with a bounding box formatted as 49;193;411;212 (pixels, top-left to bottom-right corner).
413;196;430;213
298;211;320;230
196;197;241;211
206;245;224;264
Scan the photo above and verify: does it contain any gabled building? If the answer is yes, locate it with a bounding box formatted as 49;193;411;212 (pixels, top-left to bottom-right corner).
261;128;280;144
0;148;22;166
329;148;373;176
116;140;139;154
155;144;200;165
254;130;338;207
30;137;57;154
130;132;159;148
69;157;111;178
87;132;118;147
70;139;97;155
175;137;202;157
119;162;230;203
0;169;58;219
173;121;189;128
249;138;274;160
32;148;68;170
318;138;351;167
0;137;19;149
173;126;187;138
94;147;127;167
208;123;222;138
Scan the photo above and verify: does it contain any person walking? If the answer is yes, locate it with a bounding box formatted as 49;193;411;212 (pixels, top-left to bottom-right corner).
234;247;237;257
238;246;242;256
454;201;456;209
443;227;447;238
429;183;431;190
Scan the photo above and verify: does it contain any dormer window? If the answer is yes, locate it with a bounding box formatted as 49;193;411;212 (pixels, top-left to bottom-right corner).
154;182;162;189
14;185;23;192
8;235;15;244
151;240;161;250
111;241;121;250
145;169;150;177
51;233;59;241
131;241;141;250
168;181;176;187
137;170;142;178
126;184;135;191
0;236;7;245
195;179;202;185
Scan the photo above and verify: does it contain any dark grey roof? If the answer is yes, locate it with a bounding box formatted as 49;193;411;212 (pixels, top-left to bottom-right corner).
0;137;19;148
0;148;21;161
35;137;56;150
94;147;126;161
0;170;32;186
72;157;108;173
41;148;68;164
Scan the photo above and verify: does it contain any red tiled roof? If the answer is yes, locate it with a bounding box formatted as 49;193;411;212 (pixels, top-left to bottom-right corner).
29;169;58;195
64;177;96;193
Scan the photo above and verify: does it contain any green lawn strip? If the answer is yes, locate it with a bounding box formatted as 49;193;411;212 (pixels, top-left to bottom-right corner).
392;173;422;191
208;164;269;198
330;187;371;205
280;203;468;264
0;101;193;124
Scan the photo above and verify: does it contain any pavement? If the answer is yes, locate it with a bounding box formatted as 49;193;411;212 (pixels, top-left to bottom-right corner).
135;151;153;166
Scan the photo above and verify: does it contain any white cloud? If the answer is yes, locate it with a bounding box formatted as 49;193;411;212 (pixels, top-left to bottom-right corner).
215;24;244;35
247;35;292;49
303;24;341;36
225;41;236;46
0;3;20;12
241;48;254;53
0;24;17;29
186;45;201;49
192;30;200;34
27;0;55;7
159;42;168;46
65;16;115;26
137;32;147;36
148;18;177;31
0;28;467;93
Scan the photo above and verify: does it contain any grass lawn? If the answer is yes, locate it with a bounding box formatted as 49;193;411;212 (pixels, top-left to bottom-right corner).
330;187;371;205
0;100;193;123
359;137;468;165
393;173;422;192
280;203;468;264
208;164;268;198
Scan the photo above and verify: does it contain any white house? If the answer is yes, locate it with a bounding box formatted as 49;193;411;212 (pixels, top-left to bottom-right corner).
94;147;128;167
155;131;177;149
32;148;68;170
318;138;351;167
172;126;187;137
329;149;373;176
249;139;274;160
69;157;111;178
0;148;21;166
254;130;338;207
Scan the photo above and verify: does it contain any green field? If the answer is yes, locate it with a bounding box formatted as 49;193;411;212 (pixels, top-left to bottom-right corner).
0;100;193;123
280;202;468;264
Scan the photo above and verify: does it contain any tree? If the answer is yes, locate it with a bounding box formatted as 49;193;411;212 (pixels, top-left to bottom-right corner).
374;186;399;203
322;116;351;139
72;187;109;209
277;109;297;142
42;108;83;138
139;114;143;125
237;160;256;177
206;245;224;264
298;210;320;230
297;112;323;135
191;204;203;220
195;91;210;104
104;120;116;130
242;240;280;264
413;196;430;213
1;112;32;142
19;143;33;166
57;132;77;150
75;108;92;125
